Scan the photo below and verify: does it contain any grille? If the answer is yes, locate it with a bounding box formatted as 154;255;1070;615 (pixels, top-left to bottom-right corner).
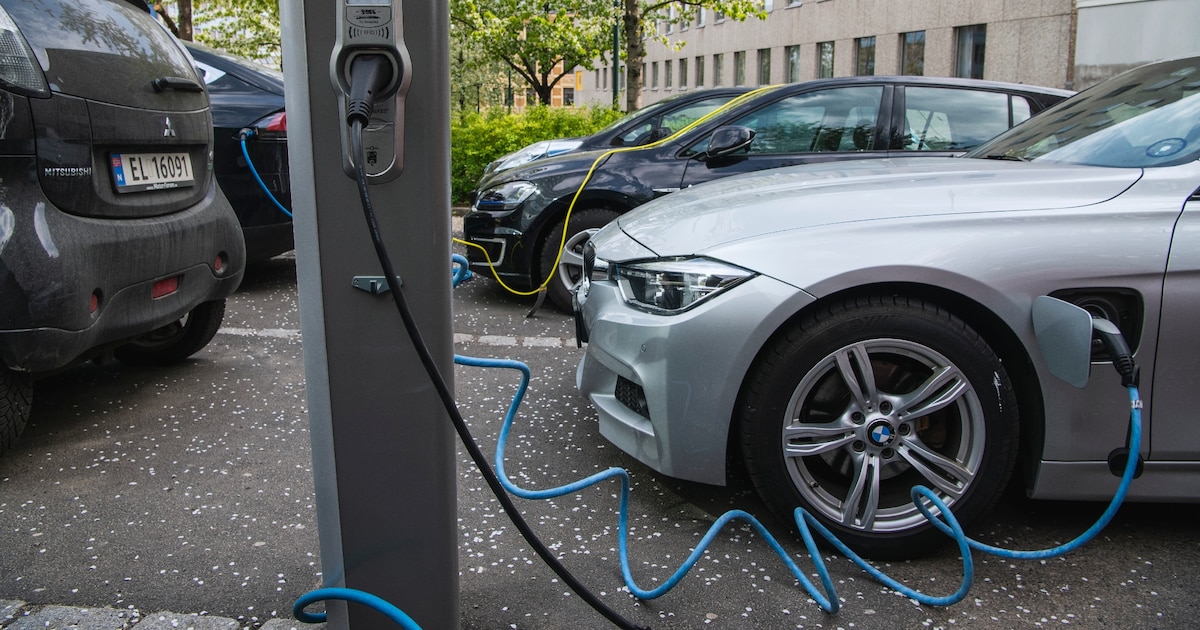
615;376;650;419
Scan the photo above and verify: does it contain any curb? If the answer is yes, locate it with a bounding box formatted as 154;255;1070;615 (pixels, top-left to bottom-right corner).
0;601;324;630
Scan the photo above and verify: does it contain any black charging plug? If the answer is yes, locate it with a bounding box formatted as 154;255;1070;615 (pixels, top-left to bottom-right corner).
345;54;394;127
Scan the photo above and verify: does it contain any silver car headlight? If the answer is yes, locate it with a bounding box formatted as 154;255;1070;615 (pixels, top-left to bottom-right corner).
473;180;537;214
616;257;755;314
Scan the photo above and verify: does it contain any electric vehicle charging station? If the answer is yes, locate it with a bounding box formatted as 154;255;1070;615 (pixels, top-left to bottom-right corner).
280;1;457;628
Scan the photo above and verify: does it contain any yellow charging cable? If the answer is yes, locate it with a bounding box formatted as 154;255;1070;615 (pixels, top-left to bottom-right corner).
454;85;779;299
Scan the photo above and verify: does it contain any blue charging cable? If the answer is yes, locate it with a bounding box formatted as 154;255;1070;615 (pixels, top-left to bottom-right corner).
455;352;1142;614
238;129;293;218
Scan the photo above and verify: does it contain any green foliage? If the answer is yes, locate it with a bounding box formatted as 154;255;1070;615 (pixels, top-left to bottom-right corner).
450;106;624;204
157;0;282;67
452;0;615;105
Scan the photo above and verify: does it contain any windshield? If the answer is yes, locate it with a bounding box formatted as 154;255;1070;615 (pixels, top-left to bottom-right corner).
966;56;1200;168
591;97;678;136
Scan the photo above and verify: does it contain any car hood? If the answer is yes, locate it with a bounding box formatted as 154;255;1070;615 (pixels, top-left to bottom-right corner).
614;158;1141;257
478;147;609;190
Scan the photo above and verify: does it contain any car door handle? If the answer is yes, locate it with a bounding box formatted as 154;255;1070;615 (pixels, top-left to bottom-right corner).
152;76;204;93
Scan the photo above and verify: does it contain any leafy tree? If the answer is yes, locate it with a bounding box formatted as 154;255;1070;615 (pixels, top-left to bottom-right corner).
154;0;281;67
453;0;614;106
622;1;766;110
451;21;510;112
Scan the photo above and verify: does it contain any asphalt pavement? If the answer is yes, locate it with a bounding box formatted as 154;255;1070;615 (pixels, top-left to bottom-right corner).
1;250;1199;629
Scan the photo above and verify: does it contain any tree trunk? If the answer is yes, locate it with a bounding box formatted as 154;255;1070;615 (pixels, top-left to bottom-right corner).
179;0;193;41
622;0;643;111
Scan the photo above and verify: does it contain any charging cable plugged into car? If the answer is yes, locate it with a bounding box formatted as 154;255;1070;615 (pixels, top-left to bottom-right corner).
238;126;293;218
287;38;1150;627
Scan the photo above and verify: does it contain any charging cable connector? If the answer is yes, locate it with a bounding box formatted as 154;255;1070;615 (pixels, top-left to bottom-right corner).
345;54;394;127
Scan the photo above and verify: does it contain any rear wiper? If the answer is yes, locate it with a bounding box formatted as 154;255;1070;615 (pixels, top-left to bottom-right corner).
152;76;204;93
982;153;1030;162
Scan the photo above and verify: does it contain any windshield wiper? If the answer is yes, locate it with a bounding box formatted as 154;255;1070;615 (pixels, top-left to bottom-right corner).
982;153;1030;162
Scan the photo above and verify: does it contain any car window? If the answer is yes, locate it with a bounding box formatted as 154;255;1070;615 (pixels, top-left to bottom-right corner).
659;97;739;137
902;87;1013;151
615;95;738;146
689;86;885;155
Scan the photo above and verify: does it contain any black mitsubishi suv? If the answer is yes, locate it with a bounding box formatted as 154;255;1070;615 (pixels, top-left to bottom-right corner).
0;0;246;455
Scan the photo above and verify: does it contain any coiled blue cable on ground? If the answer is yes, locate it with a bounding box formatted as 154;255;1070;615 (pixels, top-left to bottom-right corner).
462;350;1143;613
451;254;472;286
239;130;293;218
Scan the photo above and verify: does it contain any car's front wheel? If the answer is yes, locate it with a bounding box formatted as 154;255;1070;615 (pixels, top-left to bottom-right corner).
114;299;226;366
739;296;1019;558
0;367;32;457
539;207;620;312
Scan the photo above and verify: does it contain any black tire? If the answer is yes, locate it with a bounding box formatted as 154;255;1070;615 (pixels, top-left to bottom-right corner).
538;207;621;313
114;299;226;366
0;367;33;458
739;295;1018;559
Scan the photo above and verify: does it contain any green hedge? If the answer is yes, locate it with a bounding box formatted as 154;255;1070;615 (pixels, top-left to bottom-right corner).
451;106;625;205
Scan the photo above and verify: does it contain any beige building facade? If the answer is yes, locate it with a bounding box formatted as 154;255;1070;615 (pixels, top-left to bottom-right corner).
578;0;1079;109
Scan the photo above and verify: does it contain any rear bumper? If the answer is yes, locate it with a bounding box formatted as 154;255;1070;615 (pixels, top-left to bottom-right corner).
0;162;245;371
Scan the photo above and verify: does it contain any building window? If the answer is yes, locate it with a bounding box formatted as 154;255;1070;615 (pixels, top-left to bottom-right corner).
651;61;659;89
715;11;726;23
788;0;802;6
695;55;705;86
956;24;987;79
600;68;606;90
620;66;626;89
713;53;724;85
785;45;801;83
680;57;688;88
901;31;925;76
696;7;705;26
734;51;746;85
855;36;875;76
757;48;772;85
817;41;834;78
562;87;575;106
665;59;673;89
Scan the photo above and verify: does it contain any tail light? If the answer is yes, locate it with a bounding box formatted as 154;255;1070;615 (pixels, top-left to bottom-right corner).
253;111;287;137
0;5;48;97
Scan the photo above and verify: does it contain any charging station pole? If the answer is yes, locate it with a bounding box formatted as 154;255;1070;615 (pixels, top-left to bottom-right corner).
281;1;457;628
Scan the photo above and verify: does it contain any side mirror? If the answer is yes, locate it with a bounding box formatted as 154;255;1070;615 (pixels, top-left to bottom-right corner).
701;126;755;160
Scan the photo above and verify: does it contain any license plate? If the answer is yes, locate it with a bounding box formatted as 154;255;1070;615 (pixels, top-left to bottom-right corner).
111;152;195;193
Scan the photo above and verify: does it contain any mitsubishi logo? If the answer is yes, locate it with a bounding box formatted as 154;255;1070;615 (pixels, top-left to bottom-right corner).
868;422;895;446
163;116;177;138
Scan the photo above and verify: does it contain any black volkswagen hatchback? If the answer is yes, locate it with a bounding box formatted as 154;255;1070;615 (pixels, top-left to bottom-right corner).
0;0;246;455
464;76;1072;311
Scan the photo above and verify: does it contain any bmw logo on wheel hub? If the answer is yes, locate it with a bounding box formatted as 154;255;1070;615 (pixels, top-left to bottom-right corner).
868;421;896;446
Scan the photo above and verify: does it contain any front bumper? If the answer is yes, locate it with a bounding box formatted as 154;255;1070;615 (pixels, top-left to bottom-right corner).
462;210;534;289
575;272;813;485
